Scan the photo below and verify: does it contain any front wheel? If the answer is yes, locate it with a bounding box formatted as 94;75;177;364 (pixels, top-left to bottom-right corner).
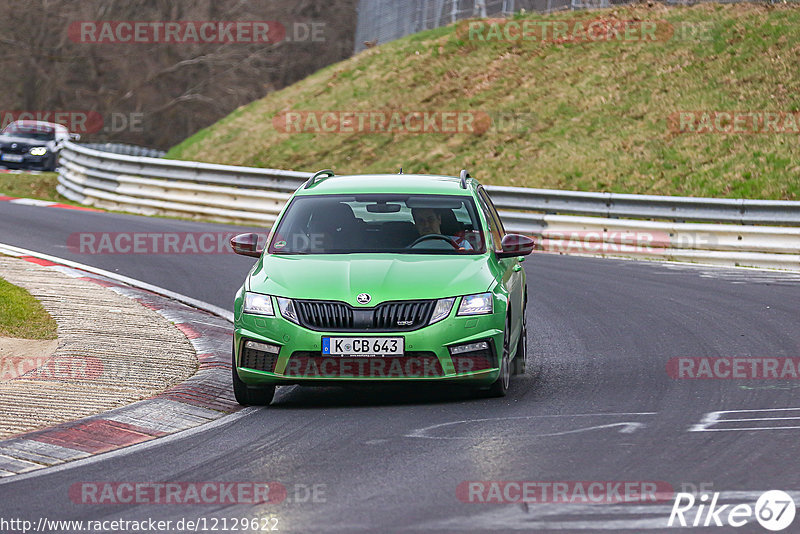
512;302;527;375
485;319;511;397
232;342;275;406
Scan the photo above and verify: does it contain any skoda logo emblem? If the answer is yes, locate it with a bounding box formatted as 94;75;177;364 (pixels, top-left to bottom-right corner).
11;143;17;149
356;293;371;305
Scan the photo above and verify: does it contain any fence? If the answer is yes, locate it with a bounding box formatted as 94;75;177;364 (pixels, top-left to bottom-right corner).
354;0;793;52
56;141;800;270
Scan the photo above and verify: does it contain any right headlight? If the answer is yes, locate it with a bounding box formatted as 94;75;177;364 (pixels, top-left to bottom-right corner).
457;292;494;316
29;146;48;156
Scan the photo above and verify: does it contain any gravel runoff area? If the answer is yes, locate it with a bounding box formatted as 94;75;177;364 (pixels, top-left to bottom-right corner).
0;255;198;438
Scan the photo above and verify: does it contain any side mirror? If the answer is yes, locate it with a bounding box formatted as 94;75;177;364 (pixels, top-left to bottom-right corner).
230;233;263;258
496;234;535;259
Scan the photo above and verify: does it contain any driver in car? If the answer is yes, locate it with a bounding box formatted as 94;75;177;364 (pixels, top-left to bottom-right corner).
410;207;473;250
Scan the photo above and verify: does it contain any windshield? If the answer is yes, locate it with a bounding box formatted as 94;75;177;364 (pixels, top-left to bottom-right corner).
1;124;56;141
268;194;486;255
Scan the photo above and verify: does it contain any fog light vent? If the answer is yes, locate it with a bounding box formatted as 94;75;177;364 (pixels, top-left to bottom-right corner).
241;340;280;372
449;340;493;374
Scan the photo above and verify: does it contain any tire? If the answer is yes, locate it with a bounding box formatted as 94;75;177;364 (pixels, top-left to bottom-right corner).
485;318;511;397
232;341;275;406
512;300;527;375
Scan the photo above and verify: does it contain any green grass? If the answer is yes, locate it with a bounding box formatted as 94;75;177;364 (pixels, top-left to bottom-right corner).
0;172;61;202
0;275;57;339
167;3;800;200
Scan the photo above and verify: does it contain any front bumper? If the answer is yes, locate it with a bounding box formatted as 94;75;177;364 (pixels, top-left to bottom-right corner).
0;151;52;170
233;297;505;387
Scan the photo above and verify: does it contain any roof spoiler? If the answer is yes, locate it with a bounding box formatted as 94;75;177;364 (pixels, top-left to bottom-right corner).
459;169;470;189
304;169;335;189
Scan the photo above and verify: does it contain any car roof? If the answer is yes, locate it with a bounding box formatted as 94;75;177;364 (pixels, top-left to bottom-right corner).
3;120;68;133
294;173;479;196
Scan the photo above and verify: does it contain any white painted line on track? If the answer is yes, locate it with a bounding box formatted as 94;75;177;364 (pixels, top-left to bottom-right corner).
406;412;658;440
690;408;800;432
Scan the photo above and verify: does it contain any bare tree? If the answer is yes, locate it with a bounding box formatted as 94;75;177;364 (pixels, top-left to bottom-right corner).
0;0;357;148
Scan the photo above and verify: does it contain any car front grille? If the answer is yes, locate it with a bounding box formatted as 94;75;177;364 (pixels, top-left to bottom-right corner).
285;351;443;377
294;299;435;332
0;144;31;154
295;300;353;330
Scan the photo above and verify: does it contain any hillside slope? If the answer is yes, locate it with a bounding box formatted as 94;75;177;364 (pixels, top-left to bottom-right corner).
168;3;800;199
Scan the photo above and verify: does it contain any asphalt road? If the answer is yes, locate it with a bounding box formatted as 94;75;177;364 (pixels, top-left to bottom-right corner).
2;201;800;532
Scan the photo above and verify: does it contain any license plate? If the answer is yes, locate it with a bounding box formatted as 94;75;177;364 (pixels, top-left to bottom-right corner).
322;337;404;356
1;153;23;162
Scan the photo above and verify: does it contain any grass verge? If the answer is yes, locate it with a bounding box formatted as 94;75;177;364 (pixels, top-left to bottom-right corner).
0;171;61;201
0;275;58;339
168;3;800;200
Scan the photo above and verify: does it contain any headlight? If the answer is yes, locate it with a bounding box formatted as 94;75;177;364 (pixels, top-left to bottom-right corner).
457;292;493;316
276;297;299;324
29;147;47;156
428;297;455;325
243;292;274;316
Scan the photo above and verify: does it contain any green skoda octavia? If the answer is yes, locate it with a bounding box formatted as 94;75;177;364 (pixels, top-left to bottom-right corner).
230;169;534;405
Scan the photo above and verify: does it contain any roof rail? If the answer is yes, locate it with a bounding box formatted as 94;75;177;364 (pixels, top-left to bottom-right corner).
304;169;335;189
459;169;470;189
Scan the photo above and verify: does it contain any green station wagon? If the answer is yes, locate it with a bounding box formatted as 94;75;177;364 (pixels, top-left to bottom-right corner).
230;170;534;405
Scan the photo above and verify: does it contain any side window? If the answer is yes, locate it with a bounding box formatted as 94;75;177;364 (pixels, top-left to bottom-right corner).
476;193;503;251
478;188;506;236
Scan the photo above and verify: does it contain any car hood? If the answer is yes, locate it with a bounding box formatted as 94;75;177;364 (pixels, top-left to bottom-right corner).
0;135;52;147
248;254;496;305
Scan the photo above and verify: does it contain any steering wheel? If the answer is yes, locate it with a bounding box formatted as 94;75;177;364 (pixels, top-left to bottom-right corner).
408;233;460;249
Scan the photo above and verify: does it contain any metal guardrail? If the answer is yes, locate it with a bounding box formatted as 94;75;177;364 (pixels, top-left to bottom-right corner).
80;143;167;158
57;141;307;225
486;186;800;225
56;141;800;270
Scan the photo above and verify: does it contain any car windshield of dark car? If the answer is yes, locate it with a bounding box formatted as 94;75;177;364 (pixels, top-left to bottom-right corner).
0;126;55;141
268;194;486;255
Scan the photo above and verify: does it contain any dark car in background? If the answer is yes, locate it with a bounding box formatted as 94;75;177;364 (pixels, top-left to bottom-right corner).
0;120;78;171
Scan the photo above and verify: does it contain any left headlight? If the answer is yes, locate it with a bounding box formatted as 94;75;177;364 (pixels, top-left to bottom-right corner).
457;292;494;316
29;147;47;156
429;297;456;325
276;297;300;324
243;292;274;316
